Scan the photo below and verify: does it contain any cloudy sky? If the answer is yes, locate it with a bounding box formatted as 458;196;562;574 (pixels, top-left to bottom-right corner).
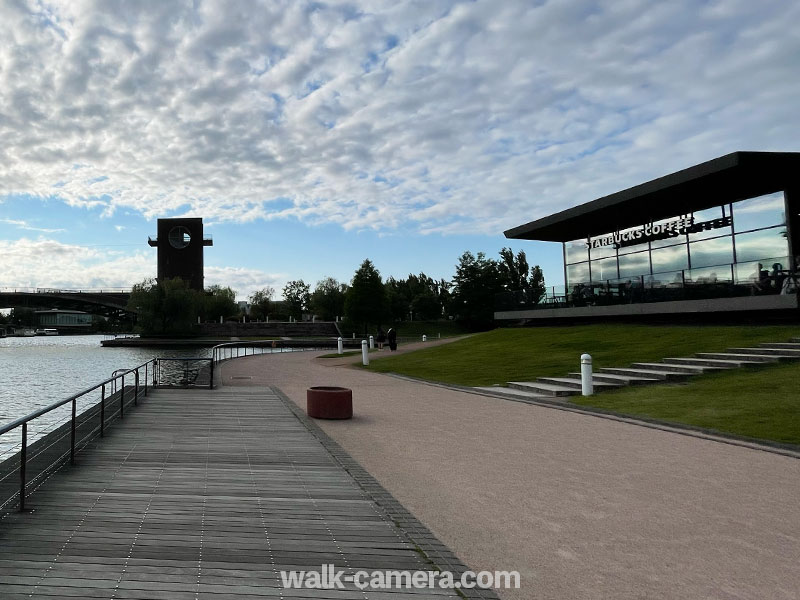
1;0;798;299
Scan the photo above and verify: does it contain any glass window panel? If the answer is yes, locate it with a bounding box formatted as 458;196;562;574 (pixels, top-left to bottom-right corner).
649;216;689;249
686;206;732;242
734;257;790;285
686;265;732;285
565;239;589;264
566;262;590;287
734;227;789;263
588;237;616;259
590;257;618;282
651;244;688;274
732;192;786;233
689;236;733;269
618;251;650;278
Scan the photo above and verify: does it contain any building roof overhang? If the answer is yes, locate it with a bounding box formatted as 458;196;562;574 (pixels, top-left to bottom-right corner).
504;151;800;242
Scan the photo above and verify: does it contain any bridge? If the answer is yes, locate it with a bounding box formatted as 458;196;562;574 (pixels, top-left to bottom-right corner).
0;288;133;319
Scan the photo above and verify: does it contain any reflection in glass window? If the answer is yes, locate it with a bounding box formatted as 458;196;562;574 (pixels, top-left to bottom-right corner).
686;265;732;284
565;239;589;264
646;270;685;288
651;244;688;274
689;236;733;269
732;191;786;233
734;227;789;262
734;258;790;285
566;262;590;287
618;251;650;278
590;257;618;282
589;239;616;260
649;216;688;249
687;206;732;242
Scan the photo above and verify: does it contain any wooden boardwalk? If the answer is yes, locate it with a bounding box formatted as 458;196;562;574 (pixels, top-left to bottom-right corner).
0;388;465;599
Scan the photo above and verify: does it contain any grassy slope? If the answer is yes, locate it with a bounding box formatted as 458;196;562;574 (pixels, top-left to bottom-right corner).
365;324;800;444
571;362;800;444
366;324;800;386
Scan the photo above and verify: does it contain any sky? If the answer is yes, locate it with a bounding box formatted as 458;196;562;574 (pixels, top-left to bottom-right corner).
1;0;799;301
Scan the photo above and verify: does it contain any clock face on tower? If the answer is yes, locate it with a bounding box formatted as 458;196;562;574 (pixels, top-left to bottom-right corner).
168;226;192;249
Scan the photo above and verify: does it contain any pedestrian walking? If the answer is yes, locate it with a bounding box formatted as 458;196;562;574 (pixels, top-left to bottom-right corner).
387;327;397;351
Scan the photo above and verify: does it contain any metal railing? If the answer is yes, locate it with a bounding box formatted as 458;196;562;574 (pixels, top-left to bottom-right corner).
0;360;155;514
154;358;213;388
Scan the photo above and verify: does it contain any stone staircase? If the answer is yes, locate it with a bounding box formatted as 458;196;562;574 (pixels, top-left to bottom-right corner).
475;338;800;402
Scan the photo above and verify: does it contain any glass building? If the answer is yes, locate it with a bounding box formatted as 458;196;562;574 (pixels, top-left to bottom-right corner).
501;152;799;319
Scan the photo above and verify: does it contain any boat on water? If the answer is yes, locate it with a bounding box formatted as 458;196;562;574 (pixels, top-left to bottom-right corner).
34;328;59;336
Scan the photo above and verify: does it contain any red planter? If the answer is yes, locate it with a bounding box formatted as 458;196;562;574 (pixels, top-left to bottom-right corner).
306;386;353;419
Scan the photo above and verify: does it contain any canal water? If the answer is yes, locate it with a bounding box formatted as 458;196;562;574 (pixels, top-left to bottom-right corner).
0;335;210;457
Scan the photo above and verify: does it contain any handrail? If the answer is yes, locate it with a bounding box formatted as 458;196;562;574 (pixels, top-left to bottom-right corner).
0;359;156;513
0;360;154;436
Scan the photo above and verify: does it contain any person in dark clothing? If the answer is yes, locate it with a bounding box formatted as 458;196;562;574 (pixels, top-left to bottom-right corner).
376;327;386;350
387;327;397;351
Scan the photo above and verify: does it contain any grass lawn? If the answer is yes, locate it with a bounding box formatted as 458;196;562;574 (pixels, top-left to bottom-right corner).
364;324;800;444
571;362;800;444
365;324;800;386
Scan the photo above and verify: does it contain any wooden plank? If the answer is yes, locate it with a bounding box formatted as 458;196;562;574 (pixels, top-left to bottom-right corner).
0;389;460;598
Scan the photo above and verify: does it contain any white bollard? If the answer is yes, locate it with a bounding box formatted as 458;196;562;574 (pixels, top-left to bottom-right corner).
337;337;343;355
362;340;369;365
422;334;427;342
580;353;593;396
352;332;355;339
219;315;223;324
369;335;374;349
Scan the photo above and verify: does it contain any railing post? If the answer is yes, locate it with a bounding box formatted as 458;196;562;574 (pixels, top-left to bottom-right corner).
144;363;148;396
100;384;105;438
70;398;76;465
209;357;215;389
120;373;125;419
20;423;27;511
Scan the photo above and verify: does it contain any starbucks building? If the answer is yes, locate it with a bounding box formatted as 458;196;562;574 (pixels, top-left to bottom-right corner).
499;151;799;320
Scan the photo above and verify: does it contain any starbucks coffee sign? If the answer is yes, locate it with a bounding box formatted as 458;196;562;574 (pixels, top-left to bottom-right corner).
588;215;732;250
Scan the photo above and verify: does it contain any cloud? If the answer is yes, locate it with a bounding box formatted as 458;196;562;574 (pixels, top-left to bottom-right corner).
0;237;281;300
0;0;798;237
0;218;65;233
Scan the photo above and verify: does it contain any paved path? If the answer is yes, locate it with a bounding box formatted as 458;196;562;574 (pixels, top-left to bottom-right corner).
0;387;477;599
221;345;800;600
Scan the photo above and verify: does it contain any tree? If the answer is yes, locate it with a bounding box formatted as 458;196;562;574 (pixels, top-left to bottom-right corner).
451;251;504;329
249;286;275;321
344;259;387;333
203;285;238;321
127;277;200;335
283;280;310;320
310;277;347;321
497;247;546;304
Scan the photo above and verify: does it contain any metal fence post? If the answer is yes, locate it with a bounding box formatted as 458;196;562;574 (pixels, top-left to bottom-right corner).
70;398;76;465
100;384;105;438
120;373;125;419
20;423;27;511
134;371;139;406
144;363;148;396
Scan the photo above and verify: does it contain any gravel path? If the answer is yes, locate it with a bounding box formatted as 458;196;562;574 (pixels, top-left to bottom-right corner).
220;343;800;600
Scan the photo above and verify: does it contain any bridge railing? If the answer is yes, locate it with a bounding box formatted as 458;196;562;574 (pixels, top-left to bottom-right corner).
0;360;155;515
0;287;132;294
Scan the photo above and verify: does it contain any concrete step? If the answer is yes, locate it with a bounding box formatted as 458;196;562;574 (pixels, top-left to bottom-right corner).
537;377;622;391
568;372;661;386
507;381;579;397
662;357;761;368
473;386;556;402
759;342;800;350
694;352;780;363
630;362;719;374
728;347;800;357
599;367;691;381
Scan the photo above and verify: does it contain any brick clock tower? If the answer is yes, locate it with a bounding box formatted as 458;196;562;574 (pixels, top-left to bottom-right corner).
148;218;213;291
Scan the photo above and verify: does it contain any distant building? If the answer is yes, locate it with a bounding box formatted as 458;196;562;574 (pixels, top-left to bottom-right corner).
36;309;93;331
147;218;213;291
